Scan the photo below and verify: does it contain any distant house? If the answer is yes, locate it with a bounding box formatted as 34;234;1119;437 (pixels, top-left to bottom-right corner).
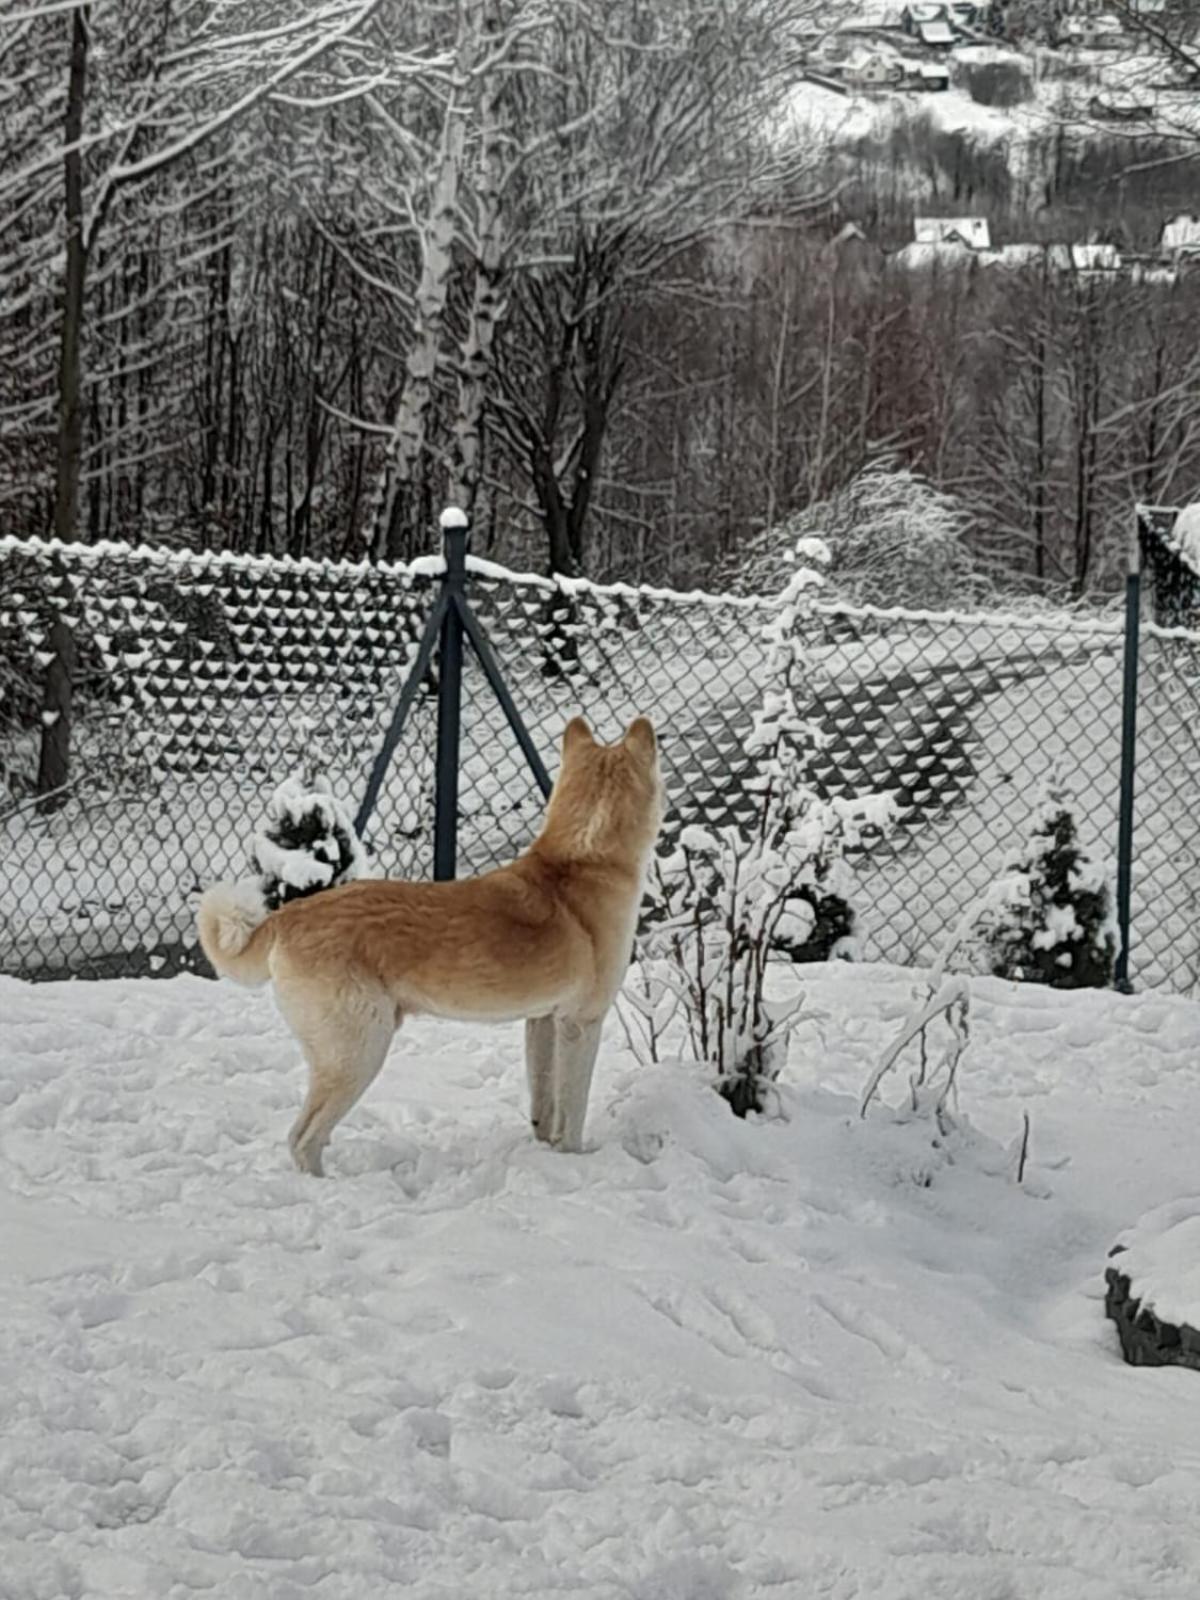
1045;243;1122;274
946;2;980;33
985;242;1046;271
1162;215;1200;260
1089;92;1152;123
1130;263;1181;286
914;216;992;250
892;240;977;271
843;51;905;89
1080;13;1127;48
894;216;992;272
901;3;957;46
915;60;952;90
901;1;939;27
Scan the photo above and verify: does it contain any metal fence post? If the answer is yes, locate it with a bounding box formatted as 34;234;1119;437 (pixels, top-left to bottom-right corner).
433;506;469;880
1115;513;1142;994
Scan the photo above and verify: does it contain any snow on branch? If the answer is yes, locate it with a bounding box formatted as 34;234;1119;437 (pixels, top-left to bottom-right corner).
860;976;971;1122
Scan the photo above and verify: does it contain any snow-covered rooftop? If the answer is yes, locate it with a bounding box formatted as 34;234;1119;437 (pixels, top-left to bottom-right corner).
1162;214;1200;255
914;216;992;250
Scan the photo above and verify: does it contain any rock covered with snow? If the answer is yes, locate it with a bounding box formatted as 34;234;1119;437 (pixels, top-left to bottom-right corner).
1107;1199;1200;1370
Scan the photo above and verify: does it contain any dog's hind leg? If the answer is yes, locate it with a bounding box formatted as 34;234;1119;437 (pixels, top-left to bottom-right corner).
550;1015;604;1153
525;1016;556;1143
279;986;395;1176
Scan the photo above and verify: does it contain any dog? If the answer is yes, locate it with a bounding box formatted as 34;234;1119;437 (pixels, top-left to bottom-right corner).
197;715;663;1175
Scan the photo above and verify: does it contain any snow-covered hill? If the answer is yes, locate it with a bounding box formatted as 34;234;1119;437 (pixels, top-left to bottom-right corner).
782;7;1200;179
5;964;1200;1597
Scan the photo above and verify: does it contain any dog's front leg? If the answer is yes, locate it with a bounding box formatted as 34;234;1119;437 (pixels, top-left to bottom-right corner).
550;1016;604;1153
525;1015;556;1142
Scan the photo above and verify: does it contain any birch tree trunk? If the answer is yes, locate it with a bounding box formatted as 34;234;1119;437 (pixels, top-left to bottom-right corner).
371;32;473;560
450;0;508;518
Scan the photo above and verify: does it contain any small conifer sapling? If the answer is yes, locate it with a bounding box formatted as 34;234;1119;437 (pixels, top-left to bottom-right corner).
253;775;367;911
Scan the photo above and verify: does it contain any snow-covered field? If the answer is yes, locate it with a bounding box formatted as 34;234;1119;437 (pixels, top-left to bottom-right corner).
6;962;1200;1598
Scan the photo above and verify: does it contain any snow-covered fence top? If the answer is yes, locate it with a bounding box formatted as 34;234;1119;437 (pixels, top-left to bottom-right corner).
1;534;1194;996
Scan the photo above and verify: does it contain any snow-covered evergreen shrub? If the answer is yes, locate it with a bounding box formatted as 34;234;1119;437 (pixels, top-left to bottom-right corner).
973;778;1115;990
717;460;979;608
253;775;367;910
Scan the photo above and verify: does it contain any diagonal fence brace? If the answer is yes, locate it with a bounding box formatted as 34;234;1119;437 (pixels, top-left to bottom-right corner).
355;508;552;878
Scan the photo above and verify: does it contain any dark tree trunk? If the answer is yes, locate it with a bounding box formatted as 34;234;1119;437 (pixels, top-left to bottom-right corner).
52;4;90;544
43;8;91;807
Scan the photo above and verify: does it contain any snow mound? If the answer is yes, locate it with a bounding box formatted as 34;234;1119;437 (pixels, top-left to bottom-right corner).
1110;1198;1200;1331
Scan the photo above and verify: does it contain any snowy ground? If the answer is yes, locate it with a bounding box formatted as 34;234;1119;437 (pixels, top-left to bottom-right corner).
6;963;1200;1598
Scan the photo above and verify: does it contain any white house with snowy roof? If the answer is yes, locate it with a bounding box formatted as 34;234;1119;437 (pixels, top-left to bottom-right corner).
946;2;981;34
1045;242;1122;275
901;3;957;45
1161;215;1200;260
842;49;905;88
914;216;991;251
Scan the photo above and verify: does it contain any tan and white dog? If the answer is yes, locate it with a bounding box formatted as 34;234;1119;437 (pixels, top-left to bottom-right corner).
197;715;663;1175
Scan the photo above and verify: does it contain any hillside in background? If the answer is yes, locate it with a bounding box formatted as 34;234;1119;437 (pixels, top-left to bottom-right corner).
782;1;1200;244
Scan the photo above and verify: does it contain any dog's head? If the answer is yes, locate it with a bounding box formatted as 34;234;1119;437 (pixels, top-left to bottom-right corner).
542;715;664;864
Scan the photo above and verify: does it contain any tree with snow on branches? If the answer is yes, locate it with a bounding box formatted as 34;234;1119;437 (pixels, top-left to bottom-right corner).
974;773;1116;990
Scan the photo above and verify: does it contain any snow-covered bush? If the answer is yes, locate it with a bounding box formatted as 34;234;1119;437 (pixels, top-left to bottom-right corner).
861;976;971;1129
718;460;979;608
629;558;891;1115
253;774;367;910
859;970;1037;1191
972;777;1116;990
638;822;811;1116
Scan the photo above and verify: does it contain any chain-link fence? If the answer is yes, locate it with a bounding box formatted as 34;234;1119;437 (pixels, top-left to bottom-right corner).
1;539;436;979
2;516;1198;991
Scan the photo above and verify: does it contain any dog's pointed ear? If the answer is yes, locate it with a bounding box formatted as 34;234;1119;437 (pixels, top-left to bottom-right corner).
562;716;595;756
623;716;656;764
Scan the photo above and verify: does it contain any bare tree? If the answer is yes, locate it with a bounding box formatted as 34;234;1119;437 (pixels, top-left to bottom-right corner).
0;0;436;800
484;0;824;576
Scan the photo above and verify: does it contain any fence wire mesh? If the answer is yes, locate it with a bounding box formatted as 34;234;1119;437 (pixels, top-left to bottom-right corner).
0;528;1195;993
1;538;436;979
462;570;1129;976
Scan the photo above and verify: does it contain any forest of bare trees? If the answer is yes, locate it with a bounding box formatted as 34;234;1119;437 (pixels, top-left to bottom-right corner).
3;0;1200;599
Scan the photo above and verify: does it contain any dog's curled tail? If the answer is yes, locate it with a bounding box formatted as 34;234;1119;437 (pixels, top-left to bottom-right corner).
197;881;276;987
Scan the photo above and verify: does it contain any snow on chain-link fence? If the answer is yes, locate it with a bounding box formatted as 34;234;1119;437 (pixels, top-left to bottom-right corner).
1;509;1199;992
